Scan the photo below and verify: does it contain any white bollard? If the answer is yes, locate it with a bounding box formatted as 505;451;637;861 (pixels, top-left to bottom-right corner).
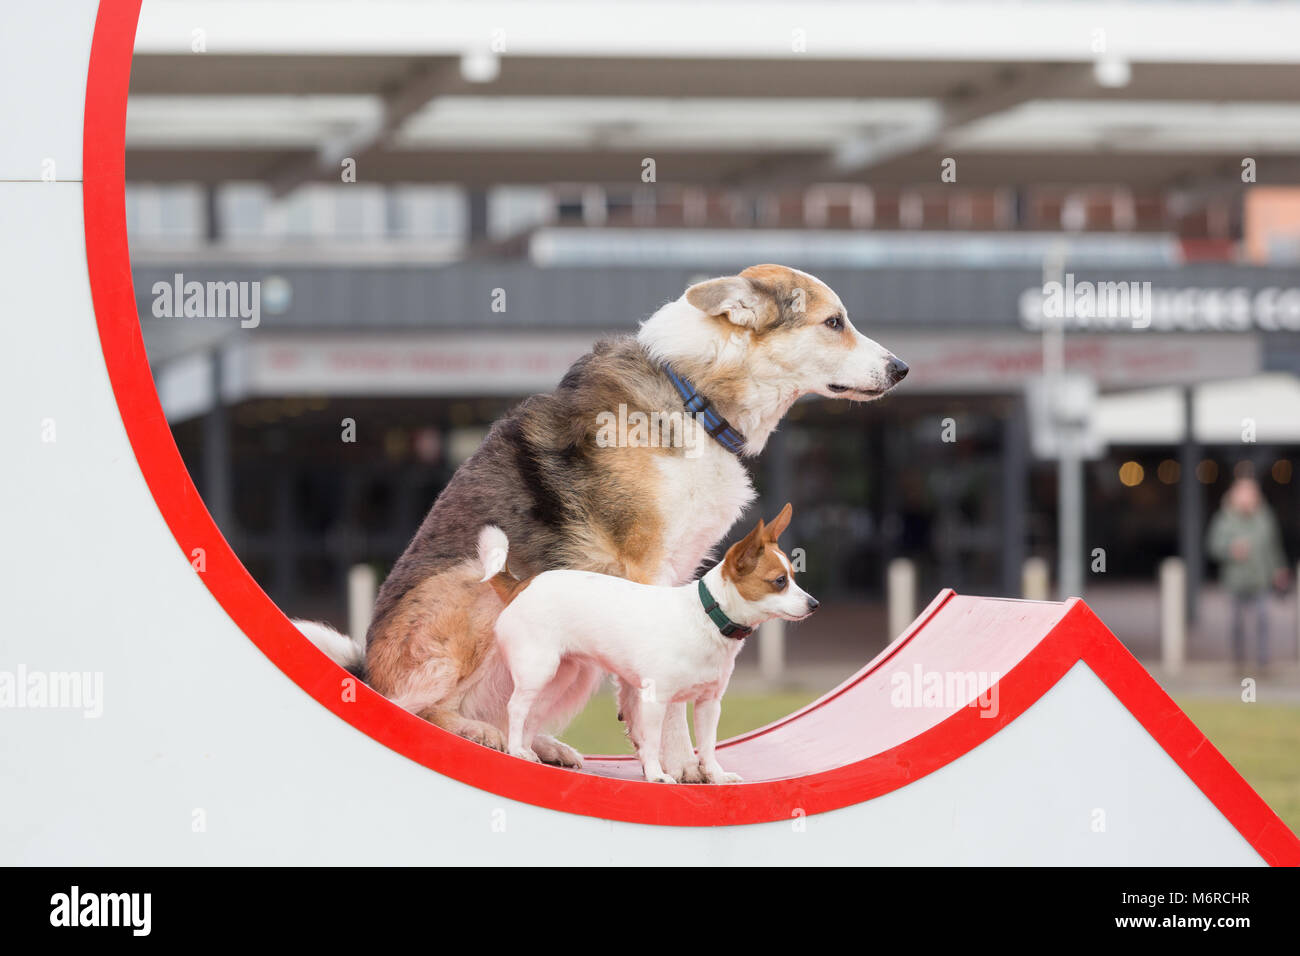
1022;557;1051;601
758;619;785;683
348;563;378;644
1160;557;1186;675
888;558;917;638
1295;561;1300;664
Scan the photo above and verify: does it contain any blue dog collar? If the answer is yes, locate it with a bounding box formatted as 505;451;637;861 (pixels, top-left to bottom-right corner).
662;364;747;456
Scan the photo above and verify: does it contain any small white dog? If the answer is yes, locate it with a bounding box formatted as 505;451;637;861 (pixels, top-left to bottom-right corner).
478;504;818;783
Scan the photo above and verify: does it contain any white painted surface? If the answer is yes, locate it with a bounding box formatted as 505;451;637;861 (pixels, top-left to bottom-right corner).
0;1;98;182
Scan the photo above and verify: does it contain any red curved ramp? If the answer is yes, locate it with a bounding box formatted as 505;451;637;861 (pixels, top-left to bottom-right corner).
556;590;1296;866
582;589;1068;784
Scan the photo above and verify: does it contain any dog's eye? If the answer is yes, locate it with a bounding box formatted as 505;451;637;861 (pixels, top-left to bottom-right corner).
771;575;788;590
823;314;843;331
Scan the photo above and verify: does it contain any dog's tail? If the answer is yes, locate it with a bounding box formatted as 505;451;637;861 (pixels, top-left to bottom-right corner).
294;619;366;678
478;525;527;606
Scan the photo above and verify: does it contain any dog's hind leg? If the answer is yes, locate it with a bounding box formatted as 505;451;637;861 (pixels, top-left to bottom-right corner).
660;703;703;783
529;659;599;768
522;659;574;763
416;705;507;751
384;648;508;751
505;685;544;762
530;733;583;768
615;676;644;752
500;631;563;763
370;563;510;751
634;698;674;784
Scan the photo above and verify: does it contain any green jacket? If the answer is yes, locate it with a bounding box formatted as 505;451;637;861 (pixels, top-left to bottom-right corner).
1206;505;1287;595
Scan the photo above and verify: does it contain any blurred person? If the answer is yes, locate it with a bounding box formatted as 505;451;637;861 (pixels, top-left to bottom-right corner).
1206;477;1289;668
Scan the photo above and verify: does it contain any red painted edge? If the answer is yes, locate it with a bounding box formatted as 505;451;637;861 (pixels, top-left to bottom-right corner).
83;0;1300;859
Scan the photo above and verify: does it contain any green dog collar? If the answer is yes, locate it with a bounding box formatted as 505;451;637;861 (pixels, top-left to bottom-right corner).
697;578;754;640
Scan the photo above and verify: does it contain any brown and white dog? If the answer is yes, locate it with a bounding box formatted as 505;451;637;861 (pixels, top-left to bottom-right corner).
299;264;907;780
481;504;817;783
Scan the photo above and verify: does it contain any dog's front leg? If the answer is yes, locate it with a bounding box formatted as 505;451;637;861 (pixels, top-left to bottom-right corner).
659;703;702;783
693;699;741;784
635;699;675;783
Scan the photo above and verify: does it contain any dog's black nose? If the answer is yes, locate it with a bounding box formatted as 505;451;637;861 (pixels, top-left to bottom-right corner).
806;597;820;612
885;356;909;385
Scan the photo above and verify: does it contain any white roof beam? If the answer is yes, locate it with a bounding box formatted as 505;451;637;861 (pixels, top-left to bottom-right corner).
735;63;1093;187
831;63;1094;175
268;59;458;197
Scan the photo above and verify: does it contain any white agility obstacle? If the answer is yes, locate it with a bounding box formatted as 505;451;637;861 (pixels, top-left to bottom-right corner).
1;1;1297;866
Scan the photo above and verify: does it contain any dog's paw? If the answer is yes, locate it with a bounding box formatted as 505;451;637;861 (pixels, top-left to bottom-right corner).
645;772;677;784
666;759;704;784
702;768;743;784
508;746;542;763
455;718;506;752
531;734;584;768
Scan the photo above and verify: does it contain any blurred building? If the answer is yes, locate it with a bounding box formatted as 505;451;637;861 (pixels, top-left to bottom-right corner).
127;1;1300;650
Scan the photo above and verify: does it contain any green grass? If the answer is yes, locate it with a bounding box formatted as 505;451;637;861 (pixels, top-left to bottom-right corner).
562;690;820;756
1174;697;1300;835
562;689;1300;836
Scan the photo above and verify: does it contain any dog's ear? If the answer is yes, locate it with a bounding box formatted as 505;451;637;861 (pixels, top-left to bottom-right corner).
726;519;767;578
685;275;774;330
764;502;793;542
